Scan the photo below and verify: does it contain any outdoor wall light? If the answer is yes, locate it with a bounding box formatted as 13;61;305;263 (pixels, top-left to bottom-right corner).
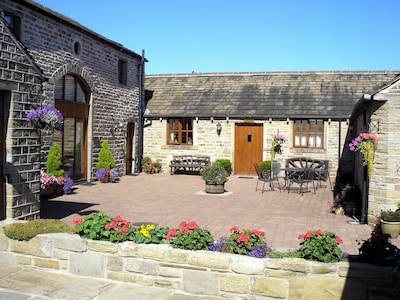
216;122;222;136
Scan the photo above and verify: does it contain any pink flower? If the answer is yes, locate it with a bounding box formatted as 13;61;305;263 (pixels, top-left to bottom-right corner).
186;221;199;230
335;237;343;244
166;229;177;241
230;226;239;233
236;233;250;244
72;217;83;225
251;229;265;236
315;229;325;236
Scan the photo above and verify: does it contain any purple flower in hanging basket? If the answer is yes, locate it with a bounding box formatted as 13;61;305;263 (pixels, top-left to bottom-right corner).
27;106;64;135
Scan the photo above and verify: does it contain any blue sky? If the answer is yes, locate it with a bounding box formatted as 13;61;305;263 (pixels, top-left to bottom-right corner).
34;0;400;74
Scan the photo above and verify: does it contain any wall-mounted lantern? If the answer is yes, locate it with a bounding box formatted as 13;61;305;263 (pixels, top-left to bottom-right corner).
216;122;222;136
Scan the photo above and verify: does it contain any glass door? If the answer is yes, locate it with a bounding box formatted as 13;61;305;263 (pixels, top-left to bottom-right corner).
63;118;86;180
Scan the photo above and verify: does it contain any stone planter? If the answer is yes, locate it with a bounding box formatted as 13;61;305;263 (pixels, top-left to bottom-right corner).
99;175;110;183
205;182;225;194
380;220;400;239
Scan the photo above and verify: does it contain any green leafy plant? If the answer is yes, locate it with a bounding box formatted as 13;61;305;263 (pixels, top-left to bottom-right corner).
297;229;343;263
259;160;272;172
3;219;72;241
224;226;270;257
166;221;214;250
141;157;161;174
214;159;232;175
201;163;228;184
73;212;135;242
380;209;400;222
46;142;64;177
96;141;115;170
132;224;169;244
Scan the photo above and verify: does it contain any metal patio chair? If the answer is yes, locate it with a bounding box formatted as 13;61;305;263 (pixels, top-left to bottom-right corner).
254;163;282;193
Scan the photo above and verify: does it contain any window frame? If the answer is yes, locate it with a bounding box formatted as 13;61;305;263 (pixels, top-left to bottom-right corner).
293;119;324;149
167;118;193;146
118;59;127;85
3;12;21;39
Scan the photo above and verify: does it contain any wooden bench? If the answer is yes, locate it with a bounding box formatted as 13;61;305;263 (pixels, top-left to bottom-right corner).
169;155;211;175
285;157;332;189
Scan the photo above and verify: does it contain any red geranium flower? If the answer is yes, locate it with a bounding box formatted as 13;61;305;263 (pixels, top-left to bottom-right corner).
236;233;250;244
315;229;325;236
251;229;265;236
230;226;239;233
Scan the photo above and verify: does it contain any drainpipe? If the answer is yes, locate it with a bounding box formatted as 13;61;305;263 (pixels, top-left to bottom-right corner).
136;49;146;173
360;94;372;224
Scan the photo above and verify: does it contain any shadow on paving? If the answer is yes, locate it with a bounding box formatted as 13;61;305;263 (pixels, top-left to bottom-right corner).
40;198;98;220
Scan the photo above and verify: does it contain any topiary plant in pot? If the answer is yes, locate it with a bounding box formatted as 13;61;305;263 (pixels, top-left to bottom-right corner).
96;141;115;182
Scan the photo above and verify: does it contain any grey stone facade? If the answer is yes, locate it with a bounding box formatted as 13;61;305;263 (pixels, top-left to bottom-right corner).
1;0;144;220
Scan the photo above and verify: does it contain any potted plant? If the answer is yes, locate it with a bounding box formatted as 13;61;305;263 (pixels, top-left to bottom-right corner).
201;162;228;194
96;141;115;182
259;160;272;173
214;159;232;176
380;204;400;239
42;142;65;195
341;184;362;216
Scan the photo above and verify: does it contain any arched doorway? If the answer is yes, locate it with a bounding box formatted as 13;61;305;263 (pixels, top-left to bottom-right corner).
54;74;90;181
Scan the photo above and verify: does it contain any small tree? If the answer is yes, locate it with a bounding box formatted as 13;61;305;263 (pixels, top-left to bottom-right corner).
96;141;115;170
46;142;64;177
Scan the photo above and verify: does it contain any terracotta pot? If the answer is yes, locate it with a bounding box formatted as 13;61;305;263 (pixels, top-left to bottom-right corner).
380;220;400;239
99;175;110;183
205;182;225;194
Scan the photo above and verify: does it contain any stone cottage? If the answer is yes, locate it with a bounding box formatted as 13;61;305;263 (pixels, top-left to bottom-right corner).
0;0;145;220
348;74;400;223
144;71;399;223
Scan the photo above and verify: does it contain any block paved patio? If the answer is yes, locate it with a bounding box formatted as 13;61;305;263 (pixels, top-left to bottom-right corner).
41;172;399;255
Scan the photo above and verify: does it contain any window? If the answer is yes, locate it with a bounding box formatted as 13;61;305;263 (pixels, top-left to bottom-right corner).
167;118;193;145
118;59;127;85
293;119;324;148
3;12;21;39
55;74;87;103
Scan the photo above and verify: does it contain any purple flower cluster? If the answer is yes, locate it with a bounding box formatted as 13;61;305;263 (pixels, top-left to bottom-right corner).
209;237;229;252
27;106;64;135
247;243;271;258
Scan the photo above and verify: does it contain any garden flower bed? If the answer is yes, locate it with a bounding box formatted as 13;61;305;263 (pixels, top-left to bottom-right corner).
1;213;399;298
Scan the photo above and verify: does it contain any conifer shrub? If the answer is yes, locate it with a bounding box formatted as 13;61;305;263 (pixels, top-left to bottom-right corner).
96;141;115;170
46;142;64;177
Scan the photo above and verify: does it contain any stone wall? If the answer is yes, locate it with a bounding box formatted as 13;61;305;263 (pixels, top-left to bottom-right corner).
144;118;348;179
0;227;396;299
0;17;42;220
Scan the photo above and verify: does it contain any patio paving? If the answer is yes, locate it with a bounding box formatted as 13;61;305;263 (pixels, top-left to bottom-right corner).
41;172;399;255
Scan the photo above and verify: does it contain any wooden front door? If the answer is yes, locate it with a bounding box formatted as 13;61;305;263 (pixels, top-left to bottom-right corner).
234;123;263;175
0;92;5;220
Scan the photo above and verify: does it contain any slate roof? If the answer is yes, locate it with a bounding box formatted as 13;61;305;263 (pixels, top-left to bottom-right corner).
144;71;400;120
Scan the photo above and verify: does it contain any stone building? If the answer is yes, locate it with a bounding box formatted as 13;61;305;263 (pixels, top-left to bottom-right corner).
0;0;145;220
144;71;399;223
349;75;400;223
